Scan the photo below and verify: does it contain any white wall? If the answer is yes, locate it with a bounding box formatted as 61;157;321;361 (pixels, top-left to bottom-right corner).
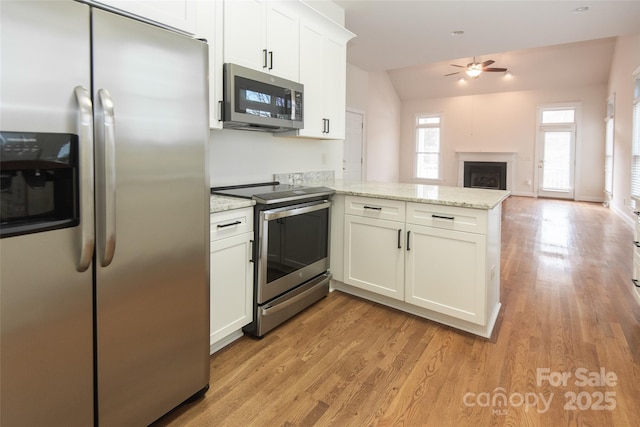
363;71;401;182
208;129;343;186
399;85;607;200
607;33;640;223
346;63;369;111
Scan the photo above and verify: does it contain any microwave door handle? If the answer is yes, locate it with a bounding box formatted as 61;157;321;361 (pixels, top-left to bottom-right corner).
74;86;95;272
291;90;298;122
291;91;296;121
97;89;117;267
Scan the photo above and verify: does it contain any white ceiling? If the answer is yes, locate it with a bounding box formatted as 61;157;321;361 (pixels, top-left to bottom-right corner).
334;0;640;99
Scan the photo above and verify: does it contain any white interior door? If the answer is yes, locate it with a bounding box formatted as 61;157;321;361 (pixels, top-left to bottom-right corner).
344;110;364;181
537;126;576;199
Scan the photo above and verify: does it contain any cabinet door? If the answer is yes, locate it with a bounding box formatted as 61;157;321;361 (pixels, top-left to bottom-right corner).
266;1;299;81
223;0;266;71
298;18;325;137
322;35;346;138
210;232;254;345
344;215;405;300
93;0;198;35
405;224;486;325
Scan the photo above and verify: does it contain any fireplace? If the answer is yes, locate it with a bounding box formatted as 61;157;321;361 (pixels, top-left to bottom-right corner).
463;161;507;190
457;151;515;192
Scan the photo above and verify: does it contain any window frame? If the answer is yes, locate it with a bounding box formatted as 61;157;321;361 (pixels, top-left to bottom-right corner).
414;113;443;182
630;71;640;205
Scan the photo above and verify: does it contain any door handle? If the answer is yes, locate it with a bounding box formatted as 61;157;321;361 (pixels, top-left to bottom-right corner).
74;86;95;272
97;89;117;267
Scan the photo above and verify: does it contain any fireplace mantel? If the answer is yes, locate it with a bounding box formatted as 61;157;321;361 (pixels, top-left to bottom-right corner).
456;151;516;192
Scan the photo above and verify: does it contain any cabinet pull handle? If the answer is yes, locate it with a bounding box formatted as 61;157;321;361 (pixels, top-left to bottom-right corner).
217;220;241;229
432;214;455;221
406;230;411;251
397;229;402;249
268;51;273;70
326;118;330;134
634;241;640;248
363;205;382;211
218;100;223;121
633;279;640;288
249;240;254;263
263;49;268;68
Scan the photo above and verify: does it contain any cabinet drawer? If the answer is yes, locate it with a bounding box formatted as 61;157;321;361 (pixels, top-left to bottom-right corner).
210;207;253;242
345;196;405;222
406;203;487;235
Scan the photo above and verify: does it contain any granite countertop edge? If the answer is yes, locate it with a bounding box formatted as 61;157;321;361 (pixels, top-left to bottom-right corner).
210;194;255;213
315;180;511;210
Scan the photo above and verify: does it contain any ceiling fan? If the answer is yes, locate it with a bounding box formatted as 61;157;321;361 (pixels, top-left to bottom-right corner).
445;57;508;79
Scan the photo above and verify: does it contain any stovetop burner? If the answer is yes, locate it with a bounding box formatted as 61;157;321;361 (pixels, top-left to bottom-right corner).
211;182;334;205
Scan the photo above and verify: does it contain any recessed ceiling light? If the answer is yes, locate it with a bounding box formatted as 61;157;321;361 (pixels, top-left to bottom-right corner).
573;6;590;13
451;30;464;36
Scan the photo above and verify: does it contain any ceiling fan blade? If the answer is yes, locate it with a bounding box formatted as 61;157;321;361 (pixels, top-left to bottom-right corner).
450;64;465;68
481;59;495;67
444;71;462;76
483;67;508;72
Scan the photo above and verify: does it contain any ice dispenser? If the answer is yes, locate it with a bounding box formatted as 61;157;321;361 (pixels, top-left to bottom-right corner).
0;131;79;238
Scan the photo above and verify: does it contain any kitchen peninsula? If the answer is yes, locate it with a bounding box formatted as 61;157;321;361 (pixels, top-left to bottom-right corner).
326;181;510;338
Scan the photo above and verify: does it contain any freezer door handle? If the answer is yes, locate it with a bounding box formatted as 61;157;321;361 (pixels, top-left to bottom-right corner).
97;89;117;267
75;86;95;272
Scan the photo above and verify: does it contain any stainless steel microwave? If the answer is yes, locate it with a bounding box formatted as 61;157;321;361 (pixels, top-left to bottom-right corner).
222;63;303;132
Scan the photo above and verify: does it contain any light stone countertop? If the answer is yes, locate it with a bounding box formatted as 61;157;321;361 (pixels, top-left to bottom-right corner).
210;194;255;213
316;180;511;210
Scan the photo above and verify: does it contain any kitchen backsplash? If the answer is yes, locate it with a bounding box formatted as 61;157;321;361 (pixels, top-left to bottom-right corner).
274;170;335;185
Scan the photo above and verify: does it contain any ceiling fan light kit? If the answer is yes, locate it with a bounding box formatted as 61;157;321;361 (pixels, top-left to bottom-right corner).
445;56;508;79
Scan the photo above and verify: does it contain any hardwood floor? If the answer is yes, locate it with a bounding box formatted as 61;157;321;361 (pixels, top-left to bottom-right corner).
154;196;640;427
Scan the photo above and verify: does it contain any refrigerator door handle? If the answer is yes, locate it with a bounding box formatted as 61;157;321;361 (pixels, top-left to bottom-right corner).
74;86;95;272
97;88;117;267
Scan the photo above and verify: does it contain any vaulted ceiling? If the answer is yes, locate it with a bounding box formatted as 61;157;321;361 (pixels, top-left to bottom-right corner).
334;0;640;99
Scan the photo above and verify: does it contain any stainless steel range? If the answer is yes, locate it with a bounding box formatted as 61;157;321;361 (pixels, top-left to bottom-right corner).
211;183;334;336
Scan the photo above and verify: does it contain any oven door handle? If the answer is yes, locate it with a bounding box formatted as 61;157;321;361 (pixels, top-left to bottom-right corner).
260;274;330;316
262;200;331;221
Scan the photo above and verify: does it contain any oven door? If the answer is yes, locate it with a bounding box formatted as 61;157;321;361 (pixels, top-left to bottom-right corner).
257;199;330;304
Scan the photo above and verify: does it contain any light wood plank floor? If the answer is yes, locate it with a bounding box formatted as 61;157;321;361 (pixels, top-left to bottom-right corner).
154;196;640;427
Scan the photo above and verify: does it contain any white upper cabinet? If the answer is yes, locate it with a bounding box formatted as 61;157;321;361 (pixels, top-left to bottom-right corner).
196;0;224;129
223;0;299;82
296;11;354;139
92;0;199;35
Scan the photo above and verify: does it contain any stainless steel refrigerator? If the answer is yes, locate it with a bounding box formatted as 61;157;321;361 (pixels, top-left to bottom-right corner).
0;1;210;426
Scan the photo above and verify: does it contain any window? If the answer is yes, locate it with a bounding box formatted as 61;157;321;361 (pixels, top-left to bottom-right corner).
631;75;640;201
415;115;441;180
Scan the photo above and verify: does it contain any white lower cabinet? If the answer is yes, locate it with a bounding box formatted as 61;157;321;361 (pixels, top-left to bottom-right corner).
632;212;640;304
210;208;254;353
404;224;486;324
338;195;501;337
343;214;404;300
